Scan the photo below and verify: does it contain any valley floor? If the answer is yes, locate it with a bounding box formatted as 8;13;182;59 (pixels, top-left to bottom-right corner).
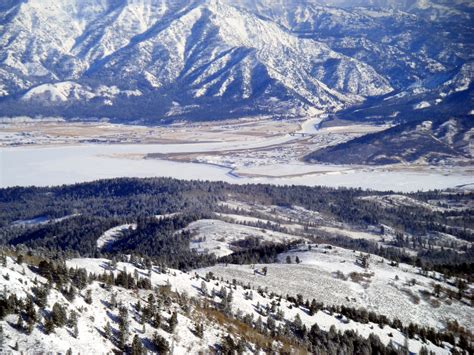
1;117;472;191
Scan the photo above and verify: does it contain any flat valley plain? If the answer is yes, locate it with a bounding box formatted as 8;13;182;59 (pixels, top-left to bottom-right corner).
1;117;472;191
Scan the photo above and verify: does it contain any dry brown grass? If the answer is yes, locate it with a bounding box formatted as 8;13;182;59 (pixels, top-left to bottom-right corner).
148;282;308;353
196;305;309;354
1;248;44;267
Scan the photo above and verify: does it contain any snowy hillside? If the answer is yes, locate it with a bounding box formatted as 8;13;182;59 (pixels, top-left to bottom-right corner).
201;244;473;333
305;116;474;165
185;218;304;257
0;252;467;354
0;0;471;121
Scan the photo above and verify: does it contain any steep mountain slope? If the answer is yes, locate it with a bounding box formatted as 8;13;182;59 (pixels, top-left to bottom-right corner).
305;116;474;165
0;0;471;122
235;0;473;89
0;0;392;121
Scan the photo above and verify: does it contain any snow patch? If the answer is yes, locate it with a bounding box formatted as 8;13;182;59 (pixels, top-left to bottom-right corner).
96;223;137;250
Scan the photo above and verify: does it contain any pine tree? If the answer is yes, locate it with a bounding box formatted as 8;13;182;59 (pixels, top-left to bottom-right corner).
52;302;67;327
169;311;178;333
152;312;162;328
25;297;37;323
255;316;263;332
65;285;77;302
194;322;204;338
118;306;129;350
84;289;92;304
200;281;208;296
153;332;170;354
111;257;117;270
309;299;321;316
44;316;55;334
459;333;469;350
293;313;303;330
104;321;112;340
68;310;78;328
131;334;145;355
26;317;34;334
419;346;429;355
32;284;49;308
404;327;410;355
456;279;467;299
17;254;24;265
109;292;117;309
16;314;24;331
275;308;285;321
267;317;276;333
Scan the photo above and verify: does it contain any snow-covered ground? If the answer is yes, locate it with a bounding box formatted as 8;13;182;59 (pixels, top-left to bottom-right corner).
317;226;384;241
96;224;137;250
199;245;473;333
298;115;324;134
11;214;79;227
11;216;50;226
0;257;224;354
0;255;455;354
185;219;304;257
360;194;448;212
216;213;280;227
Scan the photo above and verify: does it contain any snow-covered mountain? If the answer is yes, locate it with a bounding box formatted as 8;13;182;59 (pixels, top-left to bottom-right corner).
0;0;472;121
305;116;474;165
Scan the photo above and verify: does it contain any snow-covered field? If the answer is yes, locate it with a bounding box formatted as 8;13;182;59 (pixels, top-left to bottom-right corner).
1;144;472;191
199;245;473;333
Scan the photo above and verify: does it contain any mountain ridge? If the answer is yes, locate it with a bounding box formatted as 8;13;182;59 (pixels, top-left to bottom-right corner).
0;0;472;122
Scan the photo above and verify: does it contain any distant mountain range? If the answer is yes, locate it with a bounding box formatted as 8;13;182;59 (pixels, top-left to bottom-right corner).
0;0;472;122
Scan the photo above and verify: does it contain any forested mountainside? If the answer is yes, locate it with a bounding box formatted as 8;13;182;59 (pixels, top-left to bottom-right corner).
305;116;474;165
1;178;472;272
0;0;472;121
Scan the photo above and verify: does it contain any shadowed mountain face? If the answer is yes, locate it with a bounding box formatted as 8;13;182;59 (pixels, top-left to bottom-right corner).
0;0;472;122
305;116;474;165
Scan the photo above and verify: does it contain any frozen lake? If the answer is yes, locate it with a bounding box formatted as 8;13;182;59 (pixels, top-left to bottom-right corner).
1;144;472;192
